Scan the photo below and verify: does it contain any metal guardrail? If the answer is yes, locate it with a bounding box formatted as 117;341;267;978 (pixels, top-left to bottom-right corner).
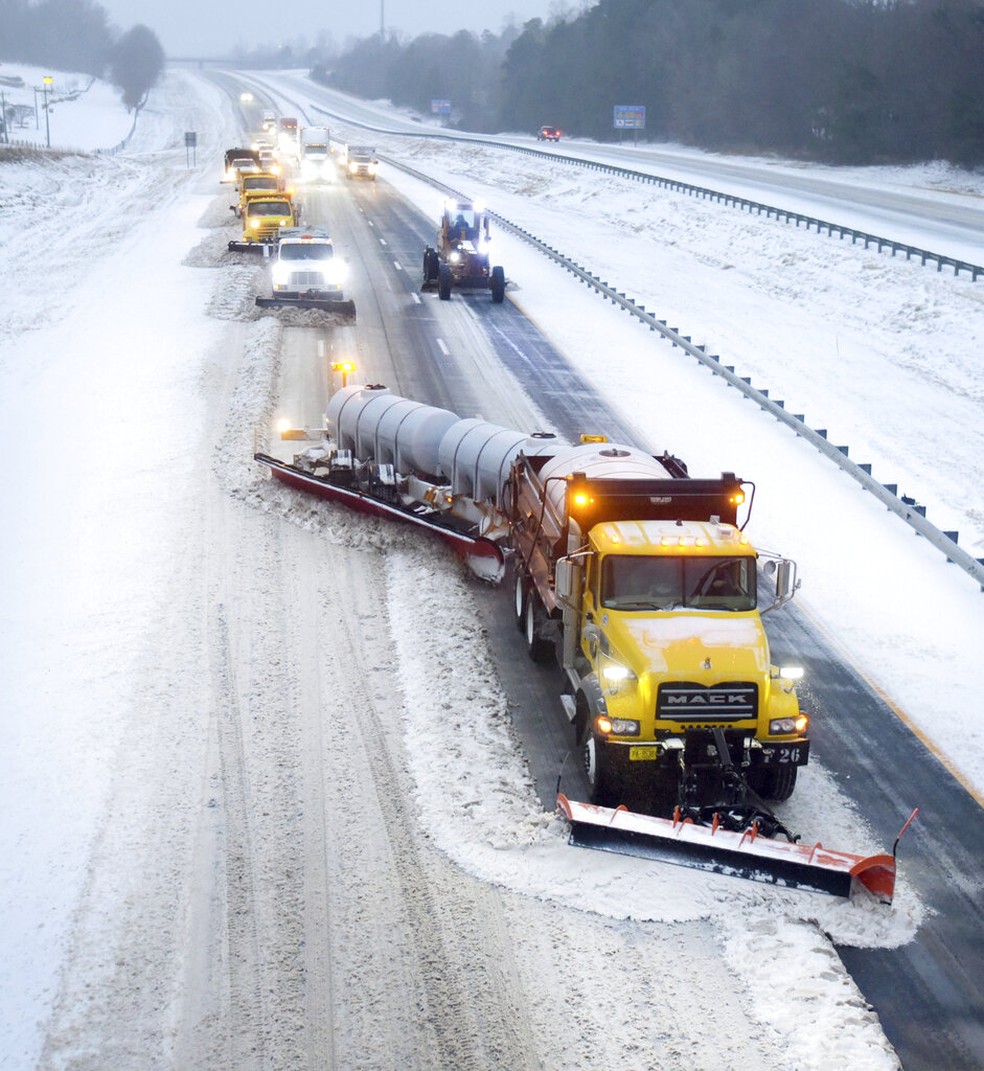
309;103;984;283
379;152;984;591
97;106;140;156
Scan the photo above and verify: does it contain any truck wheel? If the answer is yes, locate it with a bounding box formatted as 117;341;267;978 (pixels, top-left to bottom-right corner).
524;595;551;663
438;263;452;301
423;247;438;283
584;732;618;806
491;265;505;303
746;763;797;802
513;572;527;631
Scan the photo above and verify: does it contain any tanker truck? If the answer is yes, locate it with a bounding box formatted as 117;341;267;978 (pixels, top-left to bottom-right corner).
255;386;908;901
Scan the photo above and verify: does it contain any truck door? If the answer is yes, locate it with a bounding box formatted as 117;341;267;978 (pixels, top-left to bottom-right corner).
566;553;597;676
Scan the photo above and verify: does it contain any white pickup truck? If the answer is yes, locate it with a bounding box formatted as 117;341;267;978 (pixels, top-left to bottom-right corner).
255;227;355;320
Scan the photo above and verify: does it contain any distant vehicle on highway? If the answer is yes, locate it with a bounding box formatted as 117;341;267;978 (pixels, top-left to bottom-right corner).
537;125;562;141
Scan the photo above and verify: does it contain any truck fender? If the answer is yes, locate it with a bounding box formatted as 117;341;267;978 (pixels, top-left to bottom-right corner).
574;675;608;746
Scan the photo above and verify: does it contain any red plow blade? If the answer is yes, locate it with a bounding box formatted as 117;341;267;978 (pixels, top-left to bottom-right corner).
558;794;907;903
255;453;505;582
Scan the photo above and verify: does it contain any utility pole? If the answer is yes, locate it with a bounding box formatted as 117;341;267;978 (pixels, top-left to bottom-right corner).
42;76;52;148
380;0;384;39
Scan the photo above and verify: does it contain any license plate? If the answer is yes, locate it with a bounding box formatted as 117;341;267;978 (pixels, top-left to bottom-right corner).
629;746;659;762
760;741;810;765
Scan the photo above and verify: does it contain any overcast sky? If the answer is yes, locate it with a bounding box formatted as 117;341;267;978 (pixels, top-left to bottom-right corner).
97;0;575;57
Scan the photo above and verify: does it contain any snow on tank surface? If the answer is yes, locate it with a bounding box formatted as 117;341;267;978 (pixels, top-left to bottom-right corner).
326;385;564;496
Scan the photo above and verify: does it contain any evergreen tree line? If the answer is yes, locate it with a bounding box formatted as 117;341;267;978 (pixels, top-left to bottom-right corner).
0;0;164;110
323;0;984;166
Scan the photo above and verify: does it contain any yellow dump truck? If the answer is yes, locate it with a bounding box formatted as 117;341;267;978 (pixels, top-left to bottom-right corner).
510;442;807;808
231;172;283;217
228;192;297;253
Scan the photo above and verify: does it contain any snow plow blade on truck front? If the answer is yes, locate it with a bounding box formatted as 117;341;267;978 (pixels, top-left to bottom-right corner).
255;293;357;320
558;795;918;902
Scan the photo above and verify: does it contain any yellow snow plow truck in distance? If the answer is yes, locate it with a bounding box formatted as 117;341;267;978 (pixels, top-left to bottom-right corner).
229;193;297;253
230;172;283;217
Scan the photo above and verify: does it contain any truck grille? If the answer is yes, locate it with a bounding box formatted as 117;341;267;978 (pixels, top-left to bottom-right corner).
656;682;758;721
290;271;325;286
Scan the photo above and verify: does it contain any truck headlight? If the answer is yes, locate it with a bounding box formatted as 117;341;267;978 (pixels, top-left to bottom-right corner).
602;663;632;682
324;261;348;284
597;716;640;736
769;715;809;735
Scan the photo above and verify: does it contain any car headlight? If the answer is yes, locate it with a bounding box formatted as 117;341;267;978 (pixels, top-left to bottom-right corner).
449;251;460;263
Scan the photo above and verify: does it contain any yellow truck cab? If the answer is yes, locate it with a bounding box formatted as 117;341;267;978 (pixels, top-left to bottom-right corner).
573;518;804;800
510;441;809;808
229;194;297;252
232;172;283;217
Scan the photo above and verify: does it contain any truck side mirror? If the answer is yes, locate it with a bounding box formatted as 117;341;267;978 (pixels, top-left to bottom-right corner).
555;557;576;601
762;557;799;612
773;560;792;600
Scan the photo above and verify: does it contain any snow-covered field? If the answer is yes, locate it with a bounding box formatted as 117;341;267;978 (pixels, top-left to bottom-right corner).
2;63;982;1069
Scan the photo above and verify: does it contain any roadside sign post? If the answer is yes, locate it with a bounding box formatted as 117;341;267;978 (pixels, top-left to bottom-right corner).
431;99;451;127
613;104;645;145
185;131;197;167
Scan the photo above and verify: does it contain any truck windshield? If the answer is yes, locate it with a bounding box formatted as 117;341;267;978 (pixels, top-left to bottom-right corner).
601;555;756;612
448;209;478;237
281;244;332;261
248;201;291;216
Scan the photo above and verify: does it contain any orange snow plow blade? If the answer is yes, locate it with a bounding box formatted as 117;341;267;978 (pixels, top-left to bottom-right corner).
558;795;916;903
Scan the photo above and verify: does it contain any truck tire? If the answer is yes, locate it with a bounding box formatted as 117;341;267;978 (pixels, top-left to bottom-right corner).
491;265;505;303
584;732;619;806
438;262;452;301
746;763;797;802
513;572;527;631
524;595;552;663
423;247;439;283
